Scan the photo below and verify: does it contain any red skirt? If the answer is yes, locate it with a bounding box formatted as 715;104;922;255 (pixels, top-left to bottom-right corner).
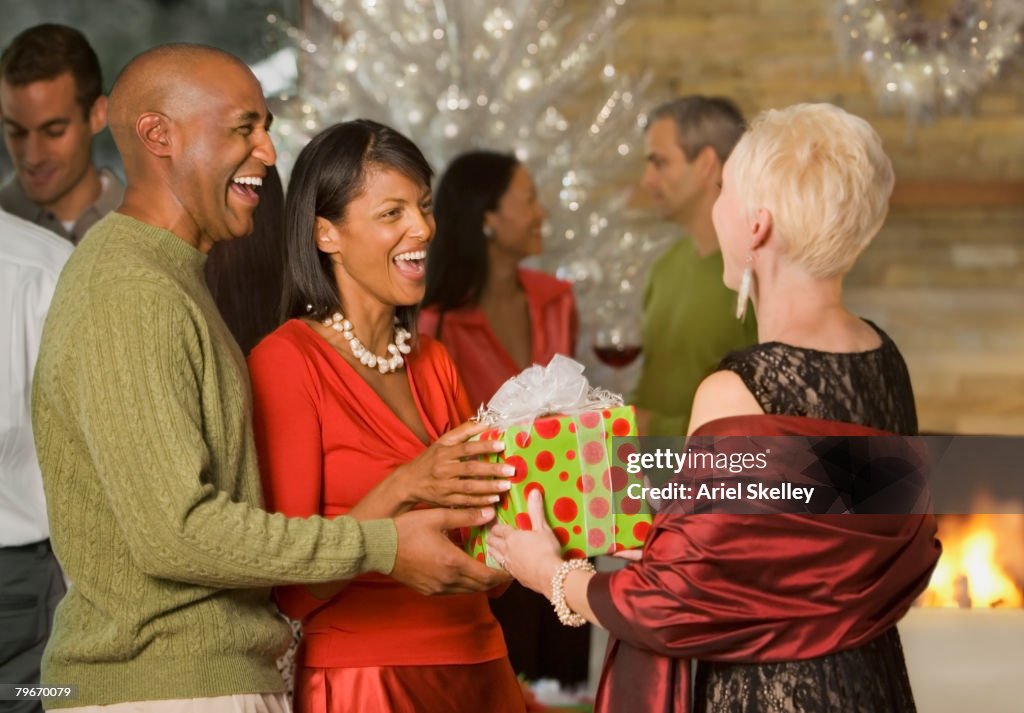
294;658;527;713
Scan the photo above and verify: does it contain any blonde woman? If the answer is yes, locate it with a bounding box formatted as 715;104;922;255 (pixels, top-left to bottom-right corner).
490;103;940;713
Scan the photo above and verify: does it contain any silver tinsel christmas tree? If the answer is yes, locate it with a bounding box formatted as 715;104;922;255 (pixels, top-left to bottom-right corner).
265;0;672;390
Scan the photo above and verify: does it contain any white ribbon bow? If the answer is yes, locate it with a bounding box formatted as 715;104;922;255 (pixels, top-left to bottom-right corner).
477;354;623;428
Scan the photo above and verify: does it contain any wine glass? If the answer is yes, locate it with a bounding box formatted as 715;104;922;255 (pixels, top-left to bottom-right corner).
592;323;642;369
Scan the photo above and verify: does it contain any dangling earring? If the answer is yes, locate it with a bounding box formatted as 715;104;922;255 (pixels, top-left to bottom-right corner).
482;225;494;240
736;254;754;321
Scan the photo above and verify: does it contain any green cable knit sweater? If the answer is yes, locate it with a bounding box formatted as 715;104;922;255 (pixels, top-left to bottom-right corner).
32;213;397;708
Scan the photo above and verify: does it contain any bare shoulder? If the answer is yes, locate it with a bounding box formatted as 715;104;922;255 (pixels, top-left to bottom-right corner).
687;370;764;435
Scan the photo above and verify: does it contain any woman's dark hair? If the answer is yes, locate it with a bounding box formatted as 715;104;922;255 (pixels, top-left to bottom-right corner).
422;150;519;314
205;164;285;355
280;119;433;335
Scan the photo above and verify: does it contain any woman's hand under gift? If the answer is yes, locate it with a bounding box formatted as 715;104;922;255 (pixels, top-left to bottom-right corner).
490;490;604;627
391;419;515;509
487;489;564;599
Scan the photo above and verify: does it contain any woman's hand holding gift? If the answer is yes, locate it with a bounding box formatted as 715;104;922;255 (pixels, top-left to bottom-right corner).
488;489;564;598
316;420;512;600
490;489;610;627
391;420;515;508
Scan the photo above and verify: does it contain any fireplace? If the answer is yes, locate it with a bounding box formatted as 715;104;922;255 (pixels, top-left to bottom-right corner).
901;512;1024;711
919;512;1023;609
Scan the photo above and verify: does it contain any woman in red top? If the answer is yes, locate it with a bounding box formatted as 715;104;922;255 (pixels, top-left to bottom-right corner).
419;151;585;687
249;121;524;713
419;151;577;411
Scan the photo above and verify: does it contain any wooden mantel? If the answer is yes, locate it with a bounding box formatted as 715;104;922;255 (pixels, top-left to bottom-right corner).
890;180;1024;209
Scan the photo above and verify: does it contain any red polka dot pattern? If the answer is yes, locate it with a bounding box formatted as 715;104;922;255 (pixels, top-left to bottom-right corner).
617;442;637;462
515;513;532;531
633;520;651;542
588;497;610;519
553;527;570;546
588;528;606;549
514;431;531;448
505;455;528;483
582;441;605;465
534;419;561;439
620;495;642;515
609;466;629;492
523;482;545;501
534;450;555;472
579;412;601;429
612;418;631;437
576;475;595;494
558;471;569;482
552;497;578;523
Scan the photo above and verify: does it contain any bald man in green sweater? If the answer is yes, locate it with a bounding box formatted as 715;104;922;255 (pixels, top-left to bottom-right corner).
31;45;507;711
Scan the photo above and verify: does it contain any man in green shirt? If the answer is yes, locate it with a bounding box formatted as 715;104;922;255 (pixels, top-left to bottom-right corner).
632;96;758;436
32;45;507;711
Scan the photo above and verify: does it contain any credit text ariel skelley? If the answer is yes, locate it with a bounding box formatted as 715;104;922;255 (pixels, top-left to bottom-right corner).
622;447;815;505
625;480;816;505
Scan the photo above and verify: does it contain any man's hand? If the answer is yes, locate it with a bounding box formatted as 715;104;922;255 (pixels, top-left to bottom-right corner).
390;507;511;595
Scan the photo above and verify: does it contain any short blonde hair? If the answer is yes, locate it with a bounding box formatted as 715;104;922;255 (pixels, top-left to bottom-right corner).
728;103;894;277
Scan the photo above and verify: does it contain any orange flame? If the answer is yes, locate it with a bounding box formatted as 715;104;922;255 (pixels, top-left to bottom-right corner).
921;514;1024;608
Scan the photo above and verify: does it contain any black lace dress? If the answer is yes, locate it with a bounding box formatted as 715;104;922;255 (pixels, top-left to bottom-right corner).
693;320;919;713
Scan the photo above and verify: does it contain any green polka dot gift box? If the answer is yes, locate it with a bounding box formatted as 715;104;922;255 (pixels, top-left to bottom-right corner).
465;404;653;565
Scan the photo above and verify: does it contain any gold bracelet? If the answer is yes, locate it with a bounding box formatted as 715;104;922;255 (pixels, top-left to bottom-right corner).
550;558;595;627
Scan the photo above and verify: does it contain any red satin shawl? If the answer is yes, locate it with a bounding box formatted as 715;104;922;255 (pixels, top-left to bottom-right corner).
587;414;941;713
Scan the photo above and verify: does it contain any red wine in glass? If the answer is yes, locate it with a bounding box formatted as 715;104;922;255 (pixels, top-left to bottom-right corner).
594;344;642;368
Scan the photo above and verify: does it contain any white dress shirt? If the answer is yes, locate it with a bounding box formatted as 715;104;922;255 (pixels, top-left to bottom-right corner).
1;209;73;546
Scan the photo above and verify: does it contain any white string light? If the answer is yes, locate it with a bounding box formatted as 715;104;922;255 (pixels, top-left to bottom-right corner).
833;0;1024;123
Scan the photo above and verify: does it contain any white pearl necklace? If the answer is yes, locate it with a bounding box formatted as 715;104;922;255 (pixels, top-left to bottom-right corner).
322;311;412;374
